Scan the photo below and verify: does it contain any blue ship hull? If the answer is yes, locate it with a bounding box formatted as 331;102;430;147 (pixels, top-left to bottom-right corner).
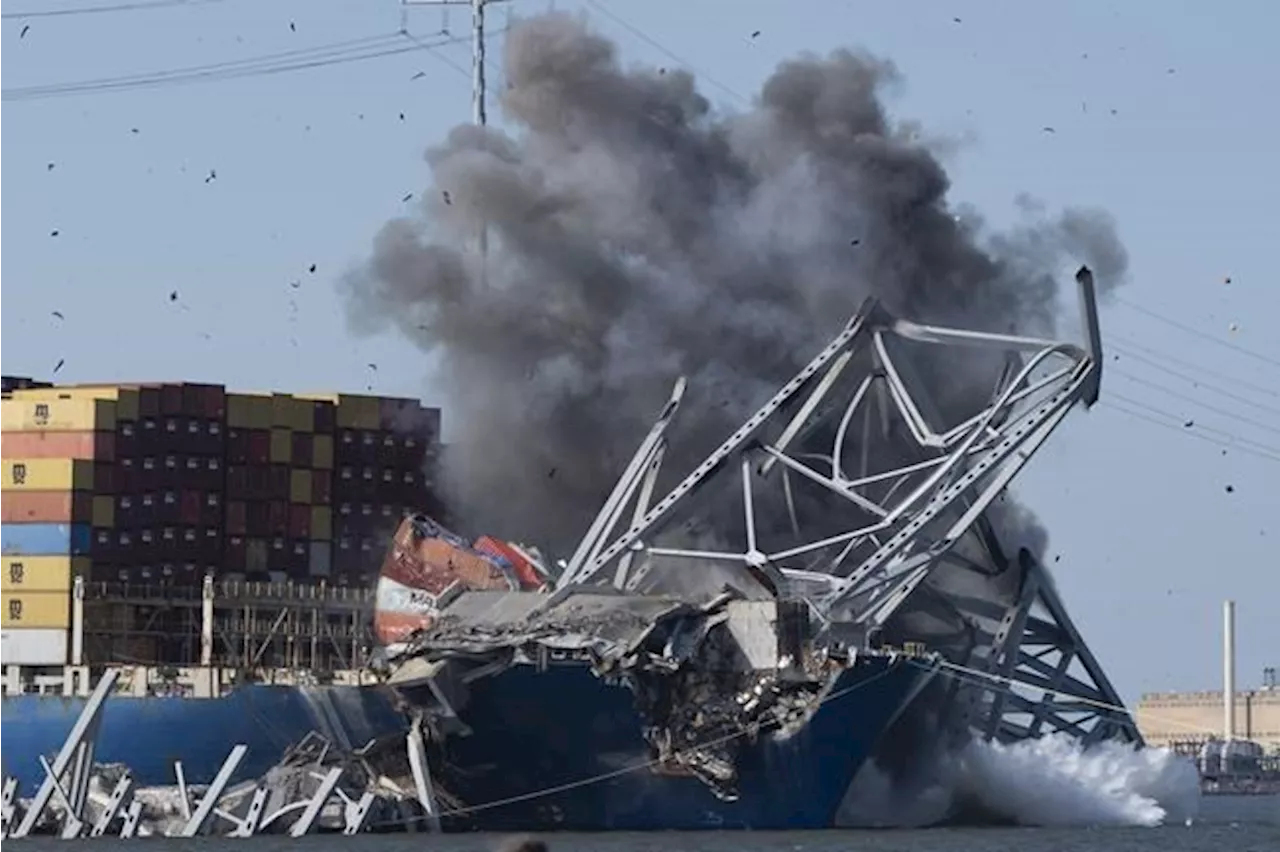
0;684;408;797
429;652;931;831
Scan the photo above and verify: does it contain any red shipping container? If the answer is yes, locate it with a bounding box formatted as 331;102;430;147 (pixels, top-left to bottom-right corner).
5;487;89;524
311;473;332;505
248;430;270;465
204;385;227;419
179;490;201;524
288;504;311;538
226;501;247;535
1;430;116;461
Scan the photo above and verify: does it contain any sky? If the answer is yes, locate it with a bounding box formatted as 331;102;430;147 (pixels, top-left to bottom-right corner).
2;0;1277;708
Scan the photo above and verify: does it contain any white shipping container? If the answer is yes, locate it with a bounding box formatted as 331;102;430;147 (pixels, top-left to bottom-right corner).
1;627;69;665
309;542;332;577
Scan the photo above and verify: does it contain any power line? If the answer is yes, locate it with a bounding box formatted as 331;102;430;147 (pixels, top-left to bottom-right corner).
1108;349;1280;419
2;0;221;19
1102;394;1280;463
1109;369;1280;438
2;31;477;100
582;0;749;108
1108;334;1278;400
1112;294;1280;370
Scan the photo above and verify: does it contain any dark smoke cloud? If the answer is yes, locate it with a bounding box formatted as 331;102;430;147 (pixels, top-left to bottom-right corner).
342;12;1127;555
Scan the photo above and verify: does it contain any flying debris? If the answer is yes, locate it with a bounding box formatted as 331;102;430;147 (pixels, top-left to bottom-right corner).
290;280;301;289
1183;420;1194;428
47;163;55;171
412;71;427;80
52;359;64;374
290;21;296;32
750;30;761;38
1223;275;1232;284
400;112;406;121
169;291;179;302
1228;322;1240;333
205;169;217;183
50;230;59;237
309;264;317;273
1225;484;1235;494
51;311;64;320
402;193;414;202
1042;126;1056;133
441;190;452;205
20;24;30;38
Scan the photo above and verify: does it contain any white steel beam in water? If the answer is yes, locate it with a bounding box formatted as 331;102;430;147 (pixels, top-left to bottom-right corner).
11;668;118;838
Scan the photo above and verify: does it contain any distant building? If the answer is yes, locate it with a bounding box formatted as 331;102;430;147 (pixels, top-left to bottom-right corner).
1136;684;1280;754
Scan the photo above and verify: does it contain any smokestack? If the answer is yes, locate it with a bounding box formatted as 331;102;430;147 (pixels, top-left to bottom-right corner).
1223;599;1236;741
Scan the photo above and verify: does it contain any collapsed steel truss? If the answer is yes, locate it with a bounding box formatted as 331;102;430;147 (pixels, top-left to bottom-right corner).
556;267;1138;746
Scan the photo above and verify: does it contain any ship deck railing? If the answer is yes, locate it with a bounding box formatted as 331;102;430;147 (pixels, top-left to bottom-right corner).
81;580;375;607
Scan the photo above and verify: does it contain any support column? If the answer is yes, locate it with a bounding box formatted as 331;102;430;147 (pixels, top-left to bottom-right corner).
70;576;85;666
201;575;214;667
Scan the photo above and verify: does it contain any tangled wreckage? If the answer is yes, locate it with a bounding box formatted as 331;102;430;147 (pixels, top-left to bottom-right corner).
365;267;1139;831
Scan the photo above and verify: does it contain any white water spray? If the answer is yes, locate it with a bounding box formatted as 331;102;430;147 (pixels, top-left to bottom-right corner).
840;733;1201;828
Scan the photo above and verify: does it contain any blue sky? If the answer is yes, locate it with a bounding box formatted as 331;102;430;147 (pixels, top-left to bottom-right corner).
3;0;1277;705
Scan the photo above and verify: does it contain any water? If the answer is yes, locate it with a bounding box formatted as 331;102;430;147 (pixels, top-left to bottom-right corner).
10;797;1278;852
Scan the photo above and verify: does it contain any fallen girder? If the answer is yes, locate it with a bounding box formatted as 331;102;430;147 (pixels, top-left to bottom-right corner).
553;266;1134;747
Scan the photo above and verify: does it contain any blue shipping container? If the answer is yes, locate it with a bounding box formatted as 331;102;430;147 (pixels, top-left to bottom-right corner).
0;523;93;556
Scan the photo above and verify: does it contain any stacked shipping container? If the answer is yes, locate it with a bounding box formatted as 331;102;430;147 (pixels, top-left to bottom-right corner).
0;383;440;583
0;393;116;665
302;394;444;586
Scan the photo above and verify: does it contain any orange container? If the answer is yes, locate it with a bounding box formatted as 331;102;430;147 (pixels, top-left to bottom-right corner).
1;491;105;524
1;430;116;461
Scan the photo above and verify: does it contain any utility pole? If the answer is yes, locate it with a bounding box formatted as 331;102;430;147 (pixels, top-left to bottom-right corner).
402;0;504;275
402;0;501;127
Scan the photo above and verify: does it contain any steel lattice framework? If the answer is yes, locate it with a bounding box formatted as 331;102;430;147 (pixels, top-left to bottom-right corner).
555;267;1138;746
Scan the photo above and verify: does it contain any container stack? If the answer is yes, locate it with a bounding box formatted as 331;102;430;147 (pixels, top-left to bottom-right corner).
0;392;117;666
3;382;442;594
304;394;443;586
111;383;228;586
1;375;55;394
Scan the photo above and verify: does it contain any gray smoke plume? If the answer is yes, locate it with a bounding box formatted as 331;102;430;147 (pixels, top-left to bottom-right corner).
342;12;1127;556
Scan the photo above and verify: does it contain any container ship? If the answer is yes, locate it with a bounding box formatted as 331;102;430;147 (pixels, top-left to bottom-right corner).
0;379;442;794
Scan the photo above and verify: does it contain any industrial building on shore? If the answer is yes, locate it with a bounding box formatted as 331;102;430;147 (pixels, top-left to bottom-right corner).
1;376;444;682
1136;676;1280;754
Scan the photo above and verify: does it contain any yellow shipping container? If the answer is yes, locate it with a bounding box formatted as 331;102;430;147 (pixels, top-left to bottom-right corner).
1;556;87;592
310;506;333;540
1;459;95;491
2;591;72;629
227;393;273;429
312;434;334;469
92;495;115;527
289;397;315;432
290;469;313;504
10;386;140;421
1;397;116;432
298;393;380;430
270;394;295;428
270;428;292;464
